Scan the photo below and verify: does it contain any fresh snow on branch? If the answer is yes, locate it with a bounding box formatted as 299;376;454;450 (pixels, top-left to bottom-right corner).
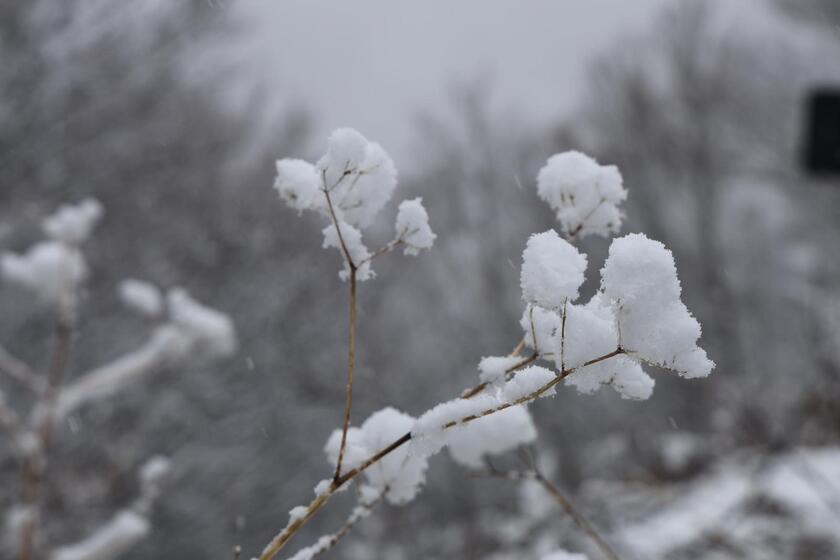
167;288;237;358
537;151;625;239
1;198;103;307
394;198;435;255
49;511;149;560
1;242;87;304
274;128;434;281
521;230;587;310
541;551;589;560
42;199;103;246
325;407;427;505
118;279;163;317
446;405;536;469
601;233;714;379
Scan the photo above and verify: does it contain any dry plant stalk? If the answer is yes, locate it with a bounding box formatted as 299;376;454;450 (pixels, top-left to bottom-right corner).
257;347;626;560
18;310;74;560
265;131;714;560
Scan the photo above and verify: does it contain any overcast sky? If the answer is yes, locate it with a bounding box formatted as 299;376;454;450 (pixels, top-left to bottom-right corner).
235;0;673;162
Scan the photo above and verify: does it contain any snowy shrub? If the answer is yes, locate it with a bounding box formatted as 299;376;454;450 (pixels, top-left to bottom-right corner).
259;132;714;560
0;200;236;560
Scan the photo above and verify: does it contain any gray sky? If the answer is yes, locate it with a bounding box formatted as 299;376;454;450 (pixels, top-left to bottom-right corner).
236;0;673;163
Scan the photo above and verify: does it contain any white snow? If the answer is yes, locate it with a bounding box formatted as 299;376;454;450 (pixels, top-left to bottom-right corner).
500;366;557;402
520;304;561;355
50;510;150;560
537;151;625;239
447;404;537;469
167;288;237;358
274;159;322;213
325;407;427;505
541;551;588;560
394;197;436;255
1;241;87;303
321;221;373;281
316;128;398;229
118;279;163;317
478;355;524;386
520;230;587;310
601;233;713;378
42;198;103;245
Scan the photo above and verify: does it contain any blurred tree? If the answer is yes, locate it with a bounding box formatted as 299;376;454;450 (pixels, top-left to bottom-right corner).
0;2;318;558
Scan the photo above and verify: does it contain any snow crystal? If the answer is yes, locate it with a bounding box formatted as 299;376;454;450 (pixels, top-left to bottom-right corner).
560;294;655;399
313;479;332;496
500;366;557;402
559;299;618;370
118;279;163;317
1;241;87;303
601;234;714;378
274;159;322;213
321;221;373;281
288;506;308;524
447;405;537;469
139;456;170;487
520;304;561;355
537;150;625;239
411;393;500;458
394;197;436;255
521;230;587;310
478;355;523;386
42;198;103;245
317;128;397;229
325;408;427;505
287;536;332;560
541;551;588;560
167;288;237;358
50;510;149;560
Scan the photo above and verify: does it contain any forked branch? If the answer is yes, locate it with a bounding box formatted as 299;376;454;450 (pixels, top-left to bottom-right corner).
256;347;625;560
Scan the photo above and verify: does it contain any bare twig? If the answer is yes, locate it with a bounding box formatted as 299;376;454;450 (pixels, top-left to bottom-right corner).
322;175;359;483
0;345;44;394
257;348;625;560
473;458;620;560
532;471;620;560
306;489;386;559
461;352;538;399
18;312;74;560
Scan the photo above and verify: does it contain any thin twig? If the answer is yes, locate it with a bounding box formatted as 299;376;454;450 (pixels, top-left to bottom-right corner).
461;352;538;399
322;174;359;483
308;489;386;559
18;312;74;560
533;471;621;560
257;347;625;560
0;345;44;394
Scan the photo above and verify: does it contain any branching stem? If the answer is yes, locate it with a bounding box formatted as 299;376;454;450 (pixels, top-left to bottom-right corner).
18;312;74;560
257;347;625;560
322;177;359;483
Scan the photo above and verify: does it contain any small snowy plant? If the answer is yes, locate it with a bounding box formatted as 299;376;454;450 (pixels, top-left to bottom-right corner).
0;200;236;560
258;130;713;559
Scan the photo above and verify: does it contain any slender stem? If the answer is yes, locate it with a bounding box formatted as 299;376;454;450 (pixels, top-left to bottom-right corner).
0;345;44;394
534;472;620;560
309;490;386;559
257;348;625;560
18;313;73;560
334;269;357;482
322;177;359;483
461;352;538;399
471;465;620;560
560;300;568;372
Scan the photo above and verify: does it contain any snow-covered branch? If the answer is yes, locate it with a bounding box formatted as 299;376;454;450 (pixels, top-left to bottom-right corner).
261;130;715;559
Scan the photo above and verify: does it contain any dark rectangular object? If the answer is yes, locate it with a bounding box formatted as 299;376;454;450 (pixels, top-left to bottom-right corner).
804;88;840;175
